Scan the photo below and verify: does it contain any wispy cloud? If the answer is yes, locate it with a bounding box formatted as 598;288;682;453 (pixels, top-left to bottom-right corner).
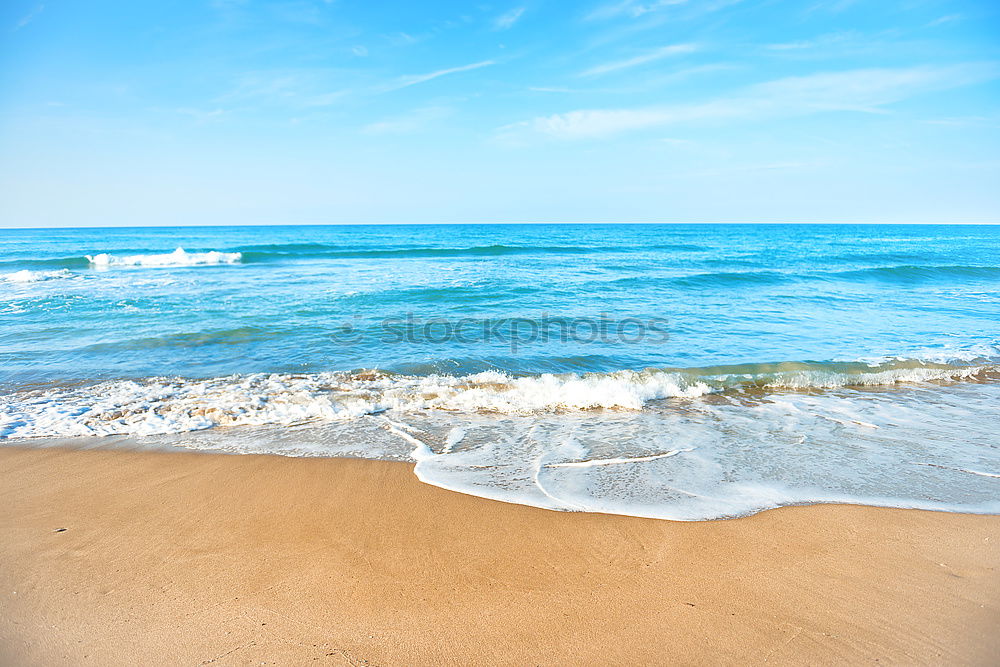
218;70;352;108
766;32;856;51
764;30;928;61
529;86;581;93
385;31;421;47
209;0;248;9
922;115;999;128
210;0;328;25
169;107;228;123
803;0;859;15
530;63;732;95
14;3;44;30
580;43;698;77
387;60;496;91
269;1;326;25
927;14;962;28
586;0;689;21
501;63;1000;140
580;0;740;50
361;106;453;135
494;7;525;30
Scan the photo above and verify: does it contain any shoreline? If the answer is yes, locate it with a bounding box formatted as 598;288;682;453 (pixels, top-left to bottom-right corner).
1;446;998;664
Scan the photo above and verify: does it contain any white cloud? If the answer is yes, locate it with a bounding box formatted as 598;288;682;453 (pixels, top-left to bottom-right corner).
766;32;855;51
209;0;248;10
586;0;689;21
580;43;698;77
388;32;420;46
494;7;525;30
505;108;675;138
502;63;1000;140
171;107;227;123
361;106;453;135
922;115;997;128
387;60;496;91
529;86;580;93
803;0;859;14
219;70;352;108
927;14;962;28
528;63;735;96
352;45;369;57
14;3;44;30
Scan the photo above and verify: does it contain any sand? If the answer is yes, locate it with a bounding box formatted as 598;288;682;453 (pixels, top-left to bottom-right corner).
0;446;997;665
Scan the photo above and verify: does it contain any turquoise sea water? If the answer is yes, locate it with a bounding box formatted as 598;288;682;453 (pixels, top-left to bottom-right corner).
1;224;998;519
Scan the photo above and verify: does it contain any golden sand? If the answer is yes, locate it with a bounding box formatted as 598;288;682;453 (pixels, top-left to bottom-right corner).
0;446;997;665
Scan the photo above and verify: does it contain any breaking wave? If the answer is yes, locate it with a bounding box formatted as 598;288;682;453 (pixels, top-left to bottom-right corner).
0;269;75;283
2;353;997;440
86;248;242;268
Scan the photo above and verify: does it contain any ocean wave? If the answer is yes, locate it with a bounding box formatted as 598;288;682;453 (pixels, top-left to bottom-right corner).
826;252;929;264
4;249;996;288
648;244;709;252
80;326;288;352
1;245;601;270
231;242;709;260
608;265;1000;290
2;355;997;440
828;264;1000;282
232;242;340;254
0;257;91;271
671;270;790;288
239;244;612;262
858;342;1000;365
0;269;75;283
86;248;242;268
610;271;792;289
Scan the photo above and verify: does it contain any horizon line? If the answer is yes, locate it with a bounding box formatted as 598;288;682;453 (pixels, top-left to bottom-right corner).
2;221;1000;231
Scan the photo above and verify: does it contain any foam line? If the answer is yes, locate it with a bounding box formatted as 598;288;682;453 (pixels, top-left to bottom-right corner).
545;449;694;468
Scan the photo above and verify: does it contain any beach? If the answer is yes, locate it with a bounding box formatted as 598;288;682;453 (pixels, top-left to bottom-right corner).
1;446;997;665
5;0;1000;662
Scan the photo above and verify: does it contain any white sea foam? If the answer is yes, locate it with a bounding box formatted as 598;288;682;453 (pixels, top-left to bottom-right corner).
403;381;1000;520
1;362;997;441
3;366;999;521
544;449;694;468
910;462;1000;478
855;341;1000;366
86;248;242;268
0;374;380;439
750;363;995;389
0;269;74;283
0;370;700;439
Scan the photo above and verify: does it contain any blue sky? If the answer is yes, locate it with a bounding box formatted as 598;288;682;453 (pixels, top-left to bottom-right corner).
1;0;999;226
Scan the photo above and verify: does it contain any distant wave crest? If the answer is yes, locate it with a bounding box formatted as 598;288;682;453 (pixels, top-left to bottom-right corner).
829;264;1000;282
0;269;75;283
239;244;612;262
611;264;1000;290
87;248;242;268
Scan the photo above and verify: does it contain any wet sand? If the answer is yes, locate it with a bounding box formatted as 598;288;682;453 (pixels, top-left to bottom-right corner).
0;446;997;665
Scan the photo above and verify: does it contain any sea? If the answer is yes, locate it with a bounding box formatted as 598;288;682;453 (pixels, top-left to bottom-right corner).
1;223;998;520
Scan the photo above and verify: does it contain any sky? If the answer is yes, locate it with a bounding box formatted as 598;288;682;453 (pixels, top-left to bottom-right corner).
1;0;999;227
